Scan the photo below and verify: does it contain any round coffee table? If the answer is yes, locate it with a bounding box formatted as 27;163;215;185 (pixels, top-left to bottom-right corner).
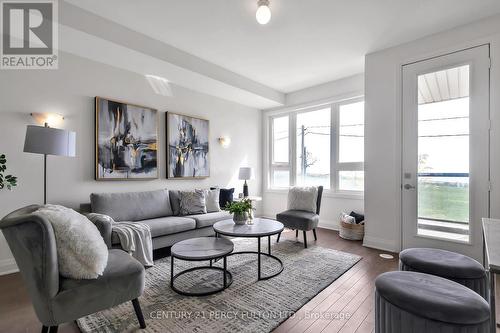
213;218;284;281
170;237;234;296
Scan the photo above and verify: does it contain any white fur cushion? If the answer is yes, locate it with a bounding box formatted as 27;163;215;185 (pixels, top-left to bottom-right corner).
287;186;318;213
35;205;108;279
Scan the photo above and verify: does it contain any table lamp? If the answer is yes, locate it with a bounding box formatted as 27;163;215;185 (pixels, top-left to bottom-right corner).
24;123;76;204
238;167;254;197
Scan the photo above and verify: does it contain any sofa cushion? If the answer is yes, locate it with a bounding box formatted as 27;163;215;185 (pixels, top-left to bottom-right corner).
276;210;319;230
189;211;232;228
91;190;173;221
179;190;207;215
111;217;196;242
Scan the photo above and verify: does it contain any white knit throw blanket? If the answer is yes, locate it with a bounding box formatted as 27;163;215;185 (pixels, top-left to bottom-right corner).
87;213;154;267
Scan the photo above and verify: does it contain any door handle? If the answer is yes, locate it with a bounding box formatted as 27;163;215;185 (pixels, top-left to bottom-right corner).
403;184;416;190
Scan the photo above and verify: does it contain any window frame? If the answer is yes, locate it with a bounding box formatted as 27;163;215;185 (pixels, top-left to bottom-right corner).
267;97;365;195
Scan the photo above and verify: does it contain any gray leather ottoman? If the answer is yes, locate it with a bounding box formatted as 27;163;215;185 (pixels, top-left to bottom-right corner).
375;271;490;333
399;248;488;299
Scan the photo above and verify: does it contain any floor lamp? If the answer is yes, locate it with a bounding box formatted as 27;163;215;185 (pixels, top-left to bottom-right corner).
23;123;76;205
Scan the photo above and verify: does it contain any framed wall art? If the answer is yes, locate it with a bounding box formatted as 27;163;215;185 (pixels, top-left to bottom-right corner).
166;112;209;178
95;97;158;180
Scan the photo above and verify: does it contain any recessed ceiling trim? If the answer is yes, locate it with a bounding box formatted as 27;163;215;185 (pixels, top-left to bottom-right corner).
58;1;284;109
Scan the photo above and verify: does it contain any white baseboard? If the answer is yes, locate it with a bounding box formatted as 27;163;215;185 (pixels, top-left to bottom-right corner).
318;219;340;231
363;235;399;253
0;258;18;276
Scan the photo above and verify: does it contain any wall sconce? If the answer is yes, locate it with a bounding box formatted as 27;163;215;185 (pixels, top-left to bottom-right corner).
30;112;65;128
218;136;231;148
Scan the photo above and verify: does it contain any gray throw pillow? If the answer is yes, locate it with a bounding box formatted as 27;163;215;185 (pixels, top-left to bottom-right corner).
169;190;181;215
179;190;207;215
204;188;221;213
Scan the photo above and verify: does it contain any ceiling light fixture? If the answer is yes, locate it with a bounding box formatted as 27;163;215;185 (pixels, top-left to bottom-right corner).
256;0;271;25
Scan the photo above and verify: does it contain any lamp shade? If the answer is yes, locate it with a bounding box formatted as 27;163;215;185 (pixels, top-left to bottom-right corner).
24;125;76;157
238;167;254;180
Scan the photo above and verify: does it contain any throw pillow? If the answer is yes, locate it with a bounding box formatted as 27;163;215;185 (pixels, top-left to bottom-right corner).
179;190;207;215
287;186;318;213
35;204;108;279
169;190;181;215
212;187;234;209
349;211;365;224
204;188;221;212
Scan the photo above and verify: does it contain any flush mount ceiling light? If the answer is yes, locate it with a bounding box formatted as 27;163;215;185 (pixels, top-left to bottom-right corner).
256;0;271;25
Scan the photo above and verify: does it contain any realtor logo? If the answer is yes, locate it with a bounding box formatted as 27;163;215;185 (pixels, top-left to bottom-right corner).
1;0;58;69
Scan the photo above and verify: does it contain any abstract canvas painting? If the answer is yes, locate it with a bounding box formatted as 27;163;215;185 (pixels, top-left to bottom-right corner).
95;97;158;180
167;112;209;178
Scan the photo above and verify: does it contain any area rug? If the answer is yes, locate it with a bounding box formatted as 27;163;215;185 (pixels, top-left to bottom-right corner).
77;237;361;333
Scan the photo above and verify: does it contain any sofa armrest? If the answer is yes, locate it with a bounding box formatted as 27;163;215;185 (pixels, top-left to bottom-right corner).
86;213;113;249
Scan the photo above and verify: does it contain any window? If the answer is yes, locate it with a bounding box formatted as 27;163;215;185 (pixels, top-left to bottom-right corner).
270;116;290;188
268;98;364;193
337;101;364;191
272;116;289;163
296;108;331;189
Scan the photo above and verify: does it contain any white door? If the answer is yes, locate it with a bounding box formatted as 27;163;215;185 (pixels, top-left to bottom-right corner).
401;45;490;262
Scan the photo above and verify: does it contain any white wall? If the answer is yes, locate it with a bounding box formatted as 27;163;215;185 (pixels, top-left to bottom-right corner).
0;52;262;274
285;74;364;107
364;14;500;252
262;74;365;229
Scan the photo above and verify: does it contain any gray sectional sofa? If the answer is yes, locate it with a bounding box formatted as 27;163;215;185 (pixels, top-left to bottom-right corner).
87;189;231;250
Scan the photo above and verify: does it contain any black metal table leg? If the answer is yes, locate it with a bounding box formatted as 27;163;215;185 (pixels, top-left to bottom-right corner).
170;256;174;288
258;236;261;280
223;256;227;287
268;235;271;255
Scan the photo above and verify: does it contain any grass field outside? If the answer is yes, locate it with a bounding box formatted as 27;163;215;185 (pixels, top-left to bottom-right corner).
418;180;469;223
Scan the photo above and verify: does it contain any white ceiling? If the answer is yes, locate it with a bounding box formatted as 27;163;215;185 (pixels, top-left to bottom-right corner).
65;0;500;93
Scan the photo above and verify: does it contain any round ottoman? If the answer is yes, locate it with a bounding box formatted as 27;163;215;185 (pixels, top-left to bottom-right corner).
399;248;488;299
375;271;490;333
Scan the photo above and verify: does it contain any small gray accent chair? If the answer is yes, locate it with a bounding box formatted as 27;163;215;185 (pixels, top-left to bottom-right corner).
0;205;146;333
399;247;488;300
375;271;490;333
275;186;323;248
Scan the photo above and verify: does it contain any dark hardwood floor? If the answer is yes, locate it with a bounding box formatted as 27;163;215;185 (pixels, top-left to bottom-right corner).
0;228;413;332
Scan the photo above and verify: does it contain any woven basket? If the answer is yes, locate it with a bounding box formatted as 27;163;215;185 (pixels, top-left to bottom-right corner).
339;221;365;240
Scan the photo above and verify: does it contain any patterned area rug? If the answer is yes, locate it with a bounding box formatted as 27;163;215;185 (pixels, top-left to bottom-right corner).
77;237;361;333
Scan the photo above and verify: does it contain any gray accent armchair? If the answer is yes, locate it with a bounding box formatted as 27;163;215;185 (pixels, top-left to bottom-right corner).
276;186;323;248
0;205;147;333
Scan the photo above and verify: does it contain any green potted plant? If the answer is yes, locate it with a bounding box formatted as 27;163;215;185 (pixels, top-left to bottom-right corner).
0;154;17;190
224;199;253;225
